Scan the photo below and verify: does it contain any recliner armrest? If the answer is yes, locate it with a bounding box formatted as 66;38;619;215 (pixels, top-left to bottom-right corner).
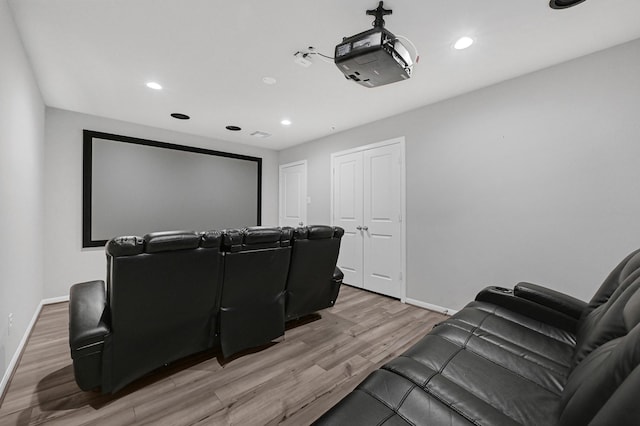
513;282;587;320
69;280;110;353
475;286;579;332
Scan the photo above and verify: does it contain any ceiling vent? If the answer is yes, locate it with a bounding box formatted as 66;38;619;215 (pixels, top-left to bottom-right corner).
250;131;271;138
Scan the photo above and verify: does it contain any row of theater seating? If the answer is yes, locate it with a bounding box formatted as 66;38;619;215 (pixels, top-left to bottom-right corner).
315;248;640;425
69;225;344;394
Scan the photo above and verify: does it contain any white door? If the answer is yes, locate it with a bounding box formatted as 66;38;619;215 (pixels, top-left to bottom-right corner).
332;152;364;288
332;139;405;299
279;161;307;228
363;144;402;298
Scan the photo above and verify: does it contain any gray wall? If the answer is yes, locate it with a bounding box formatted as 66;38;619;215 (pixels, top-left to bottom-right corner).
44;108;280;298
279;38;640;310
0;0;45;381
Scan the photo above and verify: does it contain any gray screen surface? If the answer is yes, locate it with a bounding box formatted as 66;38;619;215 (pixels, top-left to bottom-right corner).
86;133;260;245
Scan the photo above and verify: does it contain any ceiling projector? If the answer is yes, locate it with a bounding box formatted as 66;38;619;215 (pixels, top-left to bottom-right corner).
334;2;413;88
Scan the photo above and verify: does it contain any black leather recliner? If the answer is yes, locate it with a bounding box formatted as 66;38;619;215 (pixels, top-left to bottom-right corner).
69;279;109;391
69;225;344;393
285;225;345;321
314;248;640;425
218;226;294;357
69;230;224;393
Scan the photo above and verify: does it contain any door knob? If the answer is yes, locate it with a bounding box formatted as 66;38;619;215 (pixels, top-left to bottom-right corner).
299;222;304;226
356;226;363;231
362;226;369;231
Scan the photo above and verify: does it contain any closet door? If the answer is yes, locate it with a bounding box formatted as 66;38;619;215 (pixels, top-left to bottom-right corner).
332;152;364;288
279;161;307;228
362;143;402;298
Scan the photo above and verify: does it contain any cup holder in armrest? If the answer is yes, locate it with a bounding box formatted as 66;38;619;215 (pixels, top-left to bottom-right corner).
475;286;516;303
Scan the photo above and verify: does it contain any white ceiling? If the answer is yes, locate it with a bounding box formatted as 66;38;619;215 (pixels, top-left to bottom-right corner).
9;0;640;150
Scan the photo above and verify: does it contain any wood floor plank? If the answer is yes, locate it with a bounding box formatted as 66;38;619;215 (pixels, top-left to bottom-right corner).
0;285;447;425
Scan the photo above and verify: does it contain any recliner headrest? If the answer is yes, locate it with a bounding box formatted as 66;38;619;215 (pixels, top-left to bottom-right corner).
280;227;294;247
143;231;200;253
293;227;309;239
200;230;223;249
308;225;334;239
243;227;282;246
293;225;345;240
222;227;292;252
106;236;144;257
222;229;243;252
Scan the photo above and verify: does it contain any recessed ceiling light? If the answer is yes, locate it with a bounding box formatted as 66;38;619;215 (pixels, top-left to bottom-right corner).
226;125;242;131
281;119;292;126
146;81;162;90
262;77;277;85
171;113;190;120
454;37;474;50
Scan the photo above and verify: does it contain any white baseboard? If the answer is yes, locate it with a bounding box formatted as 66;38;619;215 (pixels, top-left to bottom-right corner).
405;297;458;316
1;300;44;400
43;295;69;305
0;294;69;401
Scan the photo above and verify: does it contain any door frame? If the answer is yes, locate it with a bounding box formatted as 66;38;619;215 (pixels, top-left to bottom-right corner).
330;137;407;302
278;160;308;227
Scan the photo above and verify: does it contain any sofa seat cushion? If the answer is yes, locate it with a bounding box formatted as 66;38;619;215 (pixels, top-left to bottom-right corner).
319;369;481;426
442;302;576;379
384;334;562;425
316;301;577;425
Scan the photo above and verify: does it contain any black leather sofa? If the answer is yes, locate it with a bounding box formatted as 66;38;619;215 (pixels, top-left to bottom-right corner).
314;249;640;426
69;225;343;394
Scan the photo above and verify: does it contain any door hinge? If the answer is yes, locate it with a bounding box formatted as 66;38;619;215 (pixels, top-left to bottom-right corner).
399;272;403;281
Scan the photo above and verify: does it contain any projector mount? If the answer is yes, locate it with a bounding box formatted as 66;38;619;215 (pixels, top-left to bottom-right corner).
366;1;392;28
333;1;417;88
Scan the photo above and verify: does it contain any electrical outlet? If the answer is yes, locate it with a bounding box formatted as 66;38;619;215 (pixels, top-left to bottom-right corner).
8;313;13;335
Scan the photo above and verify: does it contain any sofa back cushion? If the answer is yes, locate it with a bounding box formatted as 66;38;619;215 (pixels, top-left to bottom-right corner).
104;230;223;392
582;249;640;317
285;225;344;320
559;279;640;425
572;249;640;367
218;227;293;357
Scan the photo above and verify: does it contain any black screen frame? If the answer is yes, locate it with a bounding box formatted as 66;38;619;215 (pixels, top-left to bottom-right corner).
82;129;262;248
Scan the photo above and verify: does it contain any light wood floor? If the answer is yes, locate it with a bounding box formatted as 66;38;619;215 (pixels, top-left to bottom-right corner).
0;285;446;425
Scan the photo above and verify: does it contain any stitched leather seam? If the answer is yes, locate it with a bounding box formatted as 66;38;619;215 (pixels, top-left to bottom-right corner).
398;310;537;425
472;321;575;365
450;305;575;351
471;332;569;377
422;381;490;426
385;359;438;388
482;308;576;347
383;361;501;426
463;309;493;348
431;315;565;396
452;344;563;397
396;329;565;396
357;388;416;426
444;306;497;336
377;412;400;426
384;357;512;426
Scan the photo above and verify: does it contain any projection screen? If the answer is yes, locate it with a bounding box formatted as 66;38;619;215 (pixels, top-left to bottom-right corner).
83;130;261;247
